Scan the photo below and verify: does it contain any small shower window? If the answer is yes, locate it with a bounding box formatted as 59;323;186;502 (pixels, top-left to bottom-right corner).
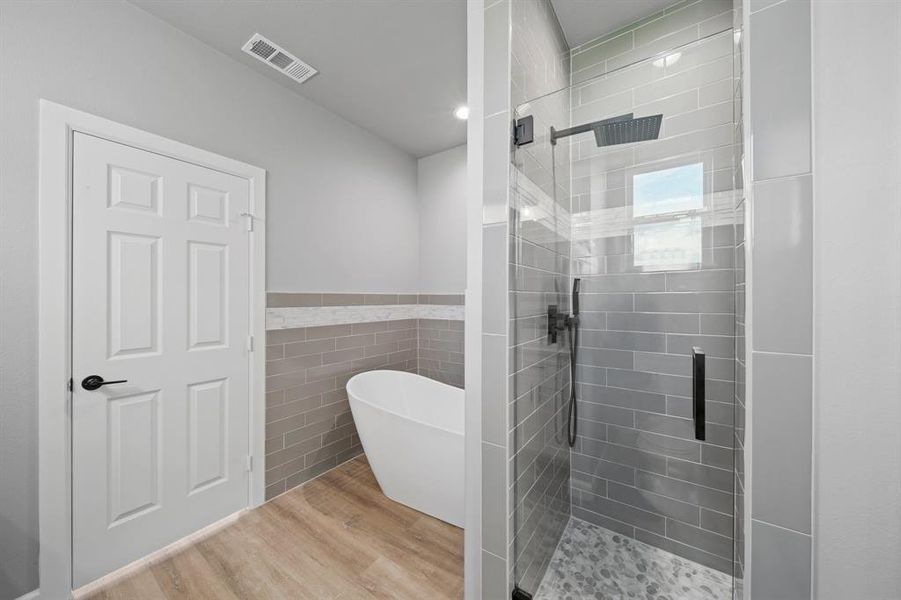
632;162;704;271
633;163;704;217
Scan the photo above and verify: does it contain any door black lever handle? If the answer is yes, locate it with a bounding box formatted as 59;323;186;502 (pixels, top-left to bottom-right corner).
81;375;128;391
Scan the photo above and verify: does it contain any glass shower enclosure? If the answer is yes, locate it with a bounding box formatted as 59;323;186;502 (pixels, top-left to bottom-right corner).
509;30;740;599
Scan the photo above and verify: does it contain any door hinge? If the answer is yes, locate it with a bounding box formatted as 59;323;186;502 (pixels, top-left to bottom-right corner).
247;335;255;352
513;115;534;147
246;456;253;472
68;377;73;392
240;212;254;232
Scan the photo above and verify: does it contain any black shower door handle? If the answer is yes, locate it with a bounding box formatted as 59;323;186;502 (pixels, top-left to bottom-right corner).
691;347;706;441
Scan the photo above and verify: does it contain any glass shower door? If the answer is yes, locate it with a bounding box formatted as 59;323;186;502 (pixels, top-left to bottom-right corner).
510;30;739;600
508;81;575;596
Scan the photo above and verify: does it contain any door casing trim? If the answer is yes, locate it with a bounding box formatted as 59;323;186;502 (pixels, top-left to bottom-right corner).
38;100;267;599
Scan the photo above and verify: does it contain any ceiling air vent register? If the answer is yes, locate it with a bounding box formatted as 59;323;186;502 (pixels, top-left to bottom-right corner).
241;33;318;84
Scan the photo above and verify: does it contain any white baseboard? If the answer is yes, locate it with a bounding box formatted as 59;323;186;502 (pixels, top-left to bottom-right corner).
15;589;40;600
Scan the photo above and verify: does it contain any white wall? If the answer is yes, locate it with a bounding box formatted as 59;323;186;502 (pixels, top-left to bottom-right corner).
464;2;485;597
417;144;467;293
812;2;901;598
0;1;421;596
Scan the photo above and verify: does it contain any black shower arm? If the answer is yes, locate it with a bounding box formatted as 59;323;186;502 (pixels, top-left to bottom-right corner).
549;113;633;145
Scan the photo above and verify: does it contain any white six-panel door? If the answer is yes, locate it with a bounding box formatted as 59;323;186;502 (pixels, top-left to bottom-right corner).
72;133;251;587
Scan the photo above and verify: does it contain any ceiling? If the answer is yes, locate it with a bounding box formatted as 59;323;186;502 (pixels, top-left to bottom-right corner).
132;1;674;156
132;0;467;158
551;0;676;48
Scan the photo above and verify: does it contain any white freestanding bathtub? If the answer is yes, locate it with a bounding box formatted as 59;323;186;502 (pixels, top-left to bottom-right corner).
346;370;464;527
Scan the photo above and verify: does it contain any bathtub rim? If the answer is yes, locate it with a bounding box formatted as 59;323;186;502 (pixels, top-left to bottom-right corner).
346;370;464;437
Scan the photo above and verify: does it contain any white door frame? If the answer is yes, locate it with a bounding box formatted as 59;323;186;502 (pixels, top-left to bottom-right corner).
37;100;267;599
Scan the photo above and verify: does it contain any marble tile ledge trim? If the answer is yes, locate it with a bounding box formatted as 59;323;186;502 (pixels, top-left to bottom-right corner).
268;292;464;307
267;304;464;330
266;292;465;330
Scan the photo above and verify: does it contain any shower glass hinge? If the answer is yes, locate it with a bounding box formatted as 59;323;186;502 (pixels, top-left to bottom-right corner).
513;115;534;147
512;586;533;600
246;456;253;472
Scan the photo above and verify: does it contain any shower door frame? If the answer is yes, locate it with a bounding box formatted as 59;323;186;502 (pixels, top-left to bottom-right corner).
509;28;741;597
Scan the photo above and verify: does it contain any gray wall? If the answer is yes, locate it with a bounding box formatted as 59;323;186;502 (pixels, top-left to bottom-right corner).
811;1;901;598
566;0;737;574
0;2;421;596
264;313;413;501
417;310;466;388
743;0;814;598
257;292;469;502
264;139;468;499
418;145;468;294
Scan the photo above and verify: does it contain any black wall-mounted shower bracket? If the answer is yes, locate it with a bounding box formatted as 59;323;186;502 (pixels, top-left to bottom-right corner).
547;304;576;344
547;305;564;343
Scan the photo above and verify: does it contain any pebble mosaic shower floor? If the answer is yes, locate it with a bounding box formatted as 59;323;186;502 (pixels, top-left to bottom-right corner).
535;518;732;600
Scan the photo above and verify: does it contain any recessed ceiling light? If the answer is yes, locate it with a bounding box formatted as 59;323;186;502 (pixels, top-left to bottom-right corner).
454;105;470;120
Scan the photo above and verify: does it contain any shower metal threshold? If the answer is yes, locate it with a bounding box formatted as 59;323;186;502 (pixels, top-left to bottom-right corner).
512;586;533;600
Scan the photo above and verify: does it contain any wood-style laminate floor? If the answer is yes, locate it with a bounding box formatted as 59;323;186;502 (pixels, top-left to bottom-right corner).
83;456;464;600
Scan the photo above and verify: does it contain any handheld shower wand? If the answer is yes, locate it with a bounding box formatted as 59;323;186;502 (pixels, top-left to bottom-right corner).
572;278;581;316
567;278;581;447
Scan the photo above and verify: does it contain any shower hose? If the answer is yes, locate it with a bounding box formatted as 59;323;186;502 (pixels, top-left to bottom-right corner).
567;315;579;447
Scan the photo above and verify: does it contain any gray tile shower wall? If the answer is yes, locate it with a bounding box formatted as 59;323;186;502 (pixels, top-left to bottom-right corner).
570;0;735;85
746;1;814;596
565;0;738;575
264;293;463;500
509;0;573;593
569;230;737;574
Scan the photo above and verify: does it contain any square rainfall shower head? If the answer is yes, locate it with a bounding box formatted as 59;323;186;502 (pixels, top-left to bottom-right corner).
593;114;663;147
